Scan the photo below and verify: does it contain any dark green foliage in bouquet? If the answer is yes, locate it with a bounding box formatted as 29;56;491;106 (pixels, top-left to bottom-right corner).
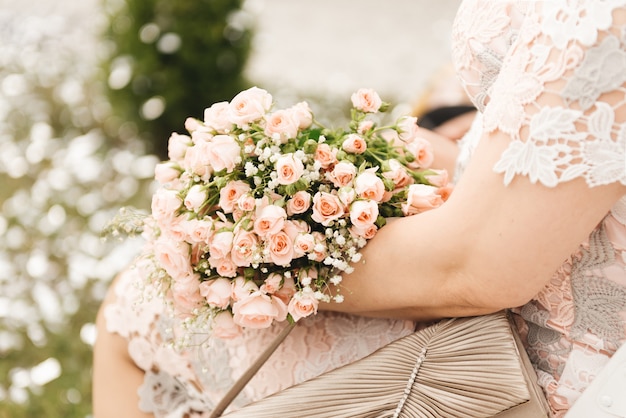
101;0;253;158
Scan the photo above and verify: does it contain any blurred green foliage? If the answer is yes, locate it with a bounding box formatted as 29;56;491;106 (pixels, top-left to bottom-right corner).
101;0;253;159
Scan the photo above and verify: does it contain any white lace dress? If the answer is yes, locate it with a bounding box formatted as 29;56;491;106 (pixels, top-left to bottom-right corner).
105;1;626;417
451;1;626;416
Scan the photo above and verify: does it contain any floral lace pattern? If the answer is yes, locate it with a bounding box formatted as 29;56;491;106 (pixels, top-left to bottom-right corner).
104;267;415;417
452;1;626;416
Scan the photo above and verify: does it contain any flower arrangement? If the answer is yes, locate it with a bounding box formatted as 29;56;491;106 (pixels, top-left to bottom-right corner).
110;86;452;340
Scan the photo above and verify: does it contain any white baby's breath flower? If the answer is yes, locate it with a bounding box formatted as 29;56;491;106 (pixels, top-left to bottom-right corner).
253;176;262;186
244;144;255;154
335;235;346;246
323;256;334;265
319;135;326;143
284;271;291;278
244;162;258;177
301;276;312;286
351;252;362;262
333;294;344;303
294;150;306;160
314;243;325;252
330;275;342;285
344;266;354;274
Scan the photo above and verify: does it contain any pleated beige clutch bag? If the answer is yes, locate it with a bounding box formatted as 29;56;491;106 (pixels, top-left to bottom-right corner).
218;312;550;418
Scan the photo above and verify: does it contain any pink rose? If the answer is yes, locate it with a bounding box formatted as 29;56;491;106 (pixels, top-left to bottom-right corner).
357;120;374;134
151;188;182;224
228;86;272;128
350;223;378;239
170;278;204;317
293;233;316;256
154;162;181;185
351;88;382;113
283;219;309;240
424;169;449;188
383;159;414;190
167;133;192;163
349;199;379;229
204;101;232;133
328;161;357;187
273;275;296;305
437;184;454;202
219;180;251;213
311;192;345;226
232;292;288;329
396;116;419;142
264;109;300;142
184;184;207;212
266;231;294;266
183;141;212;180
354;171;385;202
212;311;242;339
153;237;193;281
208;255;238;278
405;137;434;169
253;205;287;237
402;184;444;216
311;232;327;261
206;135;241;173
275;153;304;185
342;134;367;154
181;218;214;244
232;277;259;301
231;229;258;267
209;230;234;259
237;194;256;212
337;187;356;206
288;290;319;322
185;117;203;133
199;278;233;309
261;272;284;294
286;191;311;216
314;143;338;168
290;101;313;129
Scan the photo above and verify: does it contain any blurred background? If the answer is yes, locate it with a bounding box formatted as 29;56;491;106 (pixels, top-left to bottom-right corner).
0;0;460;416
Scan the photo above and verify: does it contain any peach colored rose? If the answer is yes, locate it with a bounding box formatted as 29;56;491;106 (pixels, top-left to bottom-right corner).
199;278;233;309
253;204;287;237
349;199;379;229
191;129;212;144
209;230;234;259
264;109;300;142
228;86;272;128
337;187;356;206
219;180;251;214
151;188;182;224
266;231;294;266
286;191;311;216
184;117;203;133
212;311;242;339
204;101;232;133
170;279;204;317
351;88;382;113
328;161;357;187
397;116;419;142
342;134;367;154
232;292;288;329
275;153;304;185
231;229;258;267
237;194;256;212
382;159;414;189
357;120;374;134
208;255;238;278
405;137;434;169
287;289;319;322
354;171;385;202
154;162;181;185
436;184;454;202
314;143;338;168
311;192;345;226
261;272;283;294
153;237;193;280
206;134;241;173
232;277;259;301
311;232;328;261
350;223;378;239
183;141;212;180
402;184;444;216
181;218;214;244
273;274;296;305
424;169;449;188
283;219;310;241
290;101;313;129
294;233;316;256
167;133;192;163
184;184;207;212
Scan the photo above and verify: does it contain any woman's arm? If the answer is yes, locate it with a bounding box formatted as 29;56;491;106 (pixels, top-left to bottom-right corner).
324;130;626;321
93;276;153;418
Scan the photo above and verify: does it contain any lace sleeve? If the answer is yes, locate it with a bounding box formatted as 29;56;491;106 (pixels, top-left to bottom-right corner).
465;0;626;188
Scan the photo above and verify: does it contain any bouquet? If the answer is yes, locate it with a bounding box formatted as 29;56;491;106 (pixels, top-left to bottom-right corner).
107;86;451;341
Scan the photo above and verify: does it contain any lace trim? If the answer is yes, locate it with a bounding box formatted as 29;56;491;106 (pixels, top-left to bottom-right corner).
570;223;626;343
